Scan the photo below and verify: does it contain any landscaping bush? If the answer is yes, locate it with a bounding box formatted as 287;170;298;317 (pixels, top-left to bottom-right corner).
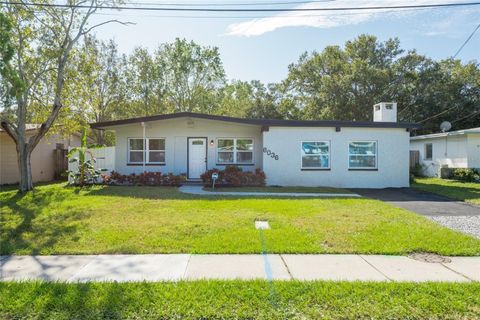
102;171;186;186
201;166;266;187
449;168;480;183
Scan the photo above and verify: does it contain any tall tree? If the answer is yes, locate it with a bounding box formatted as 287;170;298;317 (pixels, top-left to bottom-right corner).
219;80;290;119
68;36;124;144
0;1;127;192
160;38;226;113
285;35;401;121
0;10;20;118
123;47;166;117
284;34;479;133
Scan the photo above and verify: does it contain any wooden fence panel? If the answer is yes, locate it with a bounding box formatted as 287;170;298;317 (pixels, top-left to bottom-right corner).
54;147;68;180
410;150;420;169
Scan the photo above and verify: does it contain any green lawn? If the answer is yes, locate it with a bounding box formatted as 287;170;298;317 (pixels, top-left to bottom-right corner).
1;281;479;319
204;186;353;193
1;183;480;255
413;178;480;205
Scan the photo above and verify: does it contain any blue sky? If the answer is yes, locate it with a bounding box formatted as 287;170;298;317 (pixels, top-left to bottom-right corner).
91;0;480;83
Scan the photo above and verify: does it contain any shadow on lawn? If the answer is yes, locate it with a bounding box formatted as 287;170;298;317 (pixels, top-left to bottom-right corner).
1;282;130;318
0;188;89;255
414;183;480;203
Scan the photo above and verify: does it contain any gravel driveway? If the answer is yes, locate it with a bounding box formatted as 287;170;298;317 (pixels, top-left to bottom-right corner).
353;188;480;238
426;215;480;238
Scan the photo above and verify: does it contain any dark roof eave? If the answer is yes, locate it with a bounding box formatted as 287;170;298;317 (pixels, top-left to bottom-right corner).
90;112;420;130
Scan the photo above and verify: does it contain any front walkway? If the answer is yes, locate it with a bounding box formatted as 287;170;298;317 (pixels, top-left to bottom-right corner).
179;185;361;197
1;254;479;282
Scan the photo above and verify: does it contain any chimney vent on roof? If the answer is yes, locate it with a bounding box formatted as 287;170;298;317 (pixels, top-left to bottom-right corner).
373;102;397;122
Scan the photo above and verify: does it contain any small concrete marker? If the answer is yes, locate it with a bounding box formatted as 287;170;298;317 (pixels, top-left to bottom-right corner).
282;254;388;281
185;254;290;280
255;220;270;230
443;257;480;281
360;255;470;282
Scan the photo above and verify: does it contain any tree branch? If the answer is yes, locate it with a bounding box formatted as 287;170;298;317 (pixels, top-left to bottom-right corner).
0;120;19;143
81;20;135;36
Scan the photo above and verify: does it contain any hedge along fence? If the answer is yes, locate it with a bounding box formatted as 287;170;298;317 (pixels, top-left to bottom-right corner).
440;168;480;182
201;166;266;187
102;171;186;186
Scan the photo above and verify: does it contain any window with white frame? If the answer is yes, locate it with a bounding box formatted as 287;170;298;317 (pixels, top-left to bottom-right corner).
425;143;433;160
128;138;165;164
301;141;330;169
348;141;377;169
217;138;254;164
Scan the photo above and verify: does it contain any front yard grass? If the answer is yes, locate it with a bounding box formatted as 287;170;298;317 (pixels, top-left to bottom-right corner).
413;178;480;205
1;182;480;255
203;186;353;193
1;281;479;319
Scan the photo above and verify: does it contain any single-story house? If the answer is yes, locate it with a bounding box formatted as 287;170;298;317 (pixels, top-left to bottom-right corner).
0;125;81;185
91;102;418;188
410;127;480;177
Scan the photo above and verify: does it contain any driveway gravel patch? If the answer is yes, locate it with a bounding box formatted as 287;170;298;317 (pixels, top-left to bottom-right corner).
426;215;480;239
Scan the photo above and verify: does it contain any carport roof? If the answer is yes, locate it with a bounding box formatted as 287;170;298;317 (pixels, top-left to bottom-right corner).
90;112;420;130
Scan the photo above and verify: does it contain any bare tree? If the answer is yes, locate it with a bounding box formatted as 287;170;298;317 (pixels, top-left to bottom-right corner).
0;0;129;192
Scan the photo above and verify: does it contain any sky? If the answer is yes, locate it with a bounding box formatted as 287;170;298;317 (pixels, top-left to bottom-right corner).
90;0;480;84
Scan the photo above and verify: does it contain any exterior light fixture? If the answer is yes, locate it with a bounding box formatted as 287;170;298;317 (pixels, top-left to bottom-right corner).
210;139;214;146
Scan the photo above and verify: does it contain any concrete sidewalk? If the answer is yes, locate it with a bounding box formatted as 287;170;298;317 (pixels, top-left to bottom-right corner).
179;185;361;198
1;254;479;282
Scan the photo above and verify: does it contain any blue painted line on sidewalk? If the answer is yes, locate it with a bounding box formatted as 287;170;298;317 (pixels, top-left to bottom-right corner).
259;229;273;281
259;229;278;308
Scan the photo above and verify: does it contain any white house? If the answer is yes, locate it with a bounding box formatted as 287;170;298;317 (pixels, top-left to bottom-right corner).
410;127;480;177
91;102;418;188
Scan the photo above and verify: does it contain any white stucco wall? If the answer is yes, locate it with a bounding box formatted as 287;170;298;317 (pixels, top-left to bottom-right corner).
410;135;469;177
262;126;410;188
109;117;263;176
0;132;81;185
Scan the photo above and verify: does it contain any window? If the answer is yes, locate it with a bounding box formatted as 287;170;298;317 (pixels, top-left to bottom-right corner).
301;141;330;169
425;143;433;160
349;141;377;169
217;138;254;164
128;138;165;164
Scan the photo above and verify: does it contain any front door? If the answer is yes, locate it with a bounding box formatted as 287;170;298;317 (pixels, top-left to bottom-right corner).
188;138;207;179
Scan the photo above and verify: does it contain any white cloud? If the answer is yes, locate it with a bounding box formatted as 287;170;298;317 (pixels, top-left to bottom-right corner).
225;0;473;37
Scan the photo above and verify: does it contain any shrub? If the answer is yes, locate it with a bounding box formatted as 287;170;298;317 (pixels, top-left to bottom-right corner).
410;163;425;178
200;166;266;187
450;168;480;183
103;171;186;186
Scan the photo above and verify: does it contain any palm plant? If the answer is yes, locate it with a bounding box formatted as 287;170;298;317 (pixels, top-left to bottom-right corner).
67;129;104;186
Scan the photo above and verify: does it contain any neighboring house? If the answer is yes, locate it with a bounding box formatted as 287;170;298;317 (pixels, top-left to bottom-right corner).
410;127;480;177
91;102;418;188
0;125;81;185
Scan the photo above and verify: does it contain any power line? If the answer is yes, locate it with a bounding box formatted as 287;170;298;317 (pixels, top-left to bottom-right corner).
92;6;450;19
3;1;480;12
418;105;459;123
451;109;480;123
124;0;335;7
453;22;480;58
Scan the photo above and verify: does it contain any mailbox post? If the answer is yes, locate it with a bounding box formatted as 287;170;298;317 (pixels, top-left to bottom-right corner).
211;172;219;190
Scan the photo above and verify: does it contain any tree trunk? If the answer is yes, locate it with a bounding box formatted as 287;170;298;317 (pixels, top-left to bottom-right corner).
95;129;105;145
17;137;33;192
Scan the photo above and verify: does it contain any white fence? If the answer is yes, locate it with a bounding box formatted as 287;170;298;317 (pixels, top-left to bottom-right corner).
68;147;116;177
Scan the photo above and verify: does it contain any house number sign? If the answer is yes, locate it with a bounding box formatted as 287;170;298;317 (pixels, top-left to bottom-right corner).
263;147;279;160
